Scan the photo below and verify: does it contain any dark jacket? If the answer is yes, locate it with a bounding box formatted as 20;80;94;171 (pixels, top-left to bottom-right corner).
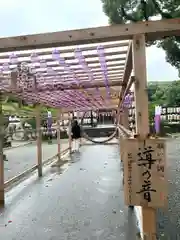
71;121;81;139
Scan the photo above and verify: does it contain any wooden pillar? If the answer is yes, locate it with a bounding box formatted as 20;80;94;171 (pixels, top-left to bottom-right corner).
68;113;72;153
0;93;4;206
133;34;156;239
57;109;61;162
35;105;42;177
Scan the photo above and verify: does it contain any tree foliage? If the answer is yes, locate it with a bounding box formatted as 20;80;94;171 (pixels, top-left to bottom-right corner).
147;80;180;121
165;81;180;106
101;0;180;75
148;81;180;107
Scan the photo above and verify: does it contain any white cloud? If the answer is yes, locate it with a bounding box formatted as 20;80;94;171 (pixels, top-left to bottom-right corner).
0;0;178;81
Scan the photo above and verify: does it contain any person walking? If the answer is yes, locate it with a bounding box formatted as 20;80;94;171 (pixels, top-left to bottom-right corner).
71;120;81;152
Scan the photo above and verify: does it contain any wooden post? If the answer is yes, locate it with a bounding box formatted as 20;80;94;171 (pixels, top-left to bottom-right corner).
57;109;61;163
35;104;42;177
68;113;72;153
132;34;156;239
0;93;4;206
116;110;121;126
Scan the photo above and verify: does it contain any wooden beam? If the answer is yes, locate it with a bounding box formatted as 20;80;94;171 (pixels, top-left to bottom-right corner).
41;66;124;76
0;18;180;51
0;50;127;69
0;41;129;59
118;42;133;109
31;74;124;82
108;99;119;105
26;61;125;71
6;72;124;83
119;75;135;109
120;43;133;94
3;57;126;72
96;89;120;97
133;34;156;239
9;79;123;94
4;66;125;79
61;105;118;113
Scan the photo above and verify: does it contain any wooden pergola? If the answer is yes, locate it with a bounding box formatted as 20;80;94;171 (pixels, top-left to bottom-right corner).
0;17;180;239
1;41;130;111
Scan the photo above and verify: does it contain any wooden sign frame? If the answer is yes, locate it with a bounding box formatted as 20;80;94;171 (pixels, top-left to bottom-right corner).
123;138;167;208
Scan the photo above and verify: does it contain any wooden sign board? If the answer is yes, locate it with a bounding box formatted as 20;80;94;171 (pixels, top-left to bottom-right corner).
123;138;167;208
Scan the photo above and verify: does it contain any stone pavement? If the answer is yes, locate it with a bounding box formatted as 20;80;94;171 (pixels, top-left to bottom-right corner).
4;139;69;182
156;139;180;239
0;144;138;240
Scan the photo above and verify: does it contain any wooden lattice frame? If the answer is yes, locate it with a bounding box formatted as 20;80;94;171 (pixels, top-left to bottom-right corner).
0;18;179;112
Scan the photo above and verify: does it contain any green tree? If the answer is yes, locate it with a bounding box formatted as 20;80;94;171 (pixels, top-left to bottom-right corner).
151;87;167;104
147;83;167;104
147;83;158;102
165;81;180;106
101;0;180;75
149;102;155;122
148;81;180;106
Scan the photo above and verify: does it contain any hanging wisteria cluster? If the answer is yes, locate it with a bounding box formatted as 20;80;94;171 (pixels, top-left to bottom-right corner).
0;40;128;110
97;45;110;100
1;50;106;109
119;92;134;112
74;48;103;108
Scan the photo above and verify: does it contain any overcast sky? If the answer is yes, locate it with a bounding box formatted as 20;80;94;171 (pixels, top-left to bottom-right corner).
0;0;178;81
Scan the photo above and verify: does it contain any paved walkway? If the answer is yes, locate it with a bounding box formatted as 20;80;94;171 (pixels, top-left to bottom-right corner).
4;140;69;181
156;139;180;239
0;144;137;240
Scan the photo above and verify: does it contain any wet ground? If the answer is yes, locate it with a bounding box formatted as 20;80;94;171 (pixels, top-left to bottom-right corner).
0;144;138;240
4;140;69;181
1;137;180;239
157;138;180;239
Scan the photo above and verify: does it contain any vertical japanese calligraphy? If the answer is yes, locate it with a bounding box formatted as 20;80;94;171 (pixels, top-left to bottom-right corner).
136;143;157;202
123;138;167;207
127;153;132;204
156;142;165;179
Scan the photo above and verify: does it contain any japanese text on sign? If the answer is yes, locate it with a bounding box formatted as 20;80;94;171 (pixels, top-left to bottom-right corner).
123;139;167;207
136;144;157;202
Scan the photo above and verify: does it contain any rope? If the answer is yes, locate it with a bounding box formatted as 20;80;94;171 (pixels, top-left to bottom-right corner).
82;127;117;144
80;111;119;144
76;110;133;144
82;125;131;144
